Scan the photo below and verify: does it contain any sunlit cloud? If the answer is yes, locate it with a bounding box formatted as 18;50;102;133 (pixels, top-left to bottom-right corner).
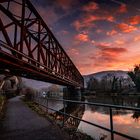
107;30;118;36
128;15;140;25
68;48;79;55
94;47;127;65
73;14;115;31
75;33;89;42
117;23;137;33
117;4;127;13
30;1;140;74
96;42;112;49
102;47;127;55
82;2;99;12
134;35;140;41
115;39;125;45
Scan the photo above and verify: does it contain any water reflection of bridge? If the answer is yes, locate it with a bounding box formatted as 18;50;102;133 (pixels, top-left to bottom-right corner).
64;104;85;128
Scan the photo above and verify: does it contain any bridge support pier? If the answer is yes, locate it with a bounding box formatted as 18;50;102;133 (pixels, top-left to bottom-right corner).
63;86;81;101
63;86;81;110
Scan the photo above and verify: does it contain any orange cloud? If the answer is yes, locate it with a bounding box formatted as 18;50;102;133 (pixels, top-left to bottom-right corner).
72;20;83;31
72;20;96;31
115;40;125;45
128;15;140;25
73;14;115;31
107;16;115;22
94;48;127;65
134;35;140;41
102;47;127;55
83;15;115;23
75;33;89;42
117;23;137;33
95;47;127;63
96;42;112;49
68;48;79;55
82;2;99;12
118;4;127;13
107;30;117;36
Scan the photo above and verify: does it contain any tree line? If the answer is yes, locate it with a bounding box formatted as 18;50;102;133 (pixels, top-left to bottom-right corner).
87;65;140;93
87;73;133;93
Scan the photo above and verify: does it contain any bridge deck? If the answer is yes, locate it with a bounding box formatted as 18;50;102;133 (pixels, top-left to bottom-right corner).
0;96;70;140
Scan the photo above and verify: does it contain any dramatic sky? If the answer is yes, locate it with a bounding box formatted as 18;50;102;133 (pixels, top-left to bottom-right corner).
32;0;140;75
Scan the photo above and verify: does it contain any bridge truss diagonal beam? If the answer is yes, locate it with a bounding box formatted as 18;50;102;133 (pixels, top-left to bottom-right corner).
0;0;84;88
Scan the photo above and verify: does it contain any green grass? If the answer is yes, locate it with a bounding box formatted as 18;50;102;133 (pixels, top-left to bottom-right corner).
0;95;5;106
22;98;95;140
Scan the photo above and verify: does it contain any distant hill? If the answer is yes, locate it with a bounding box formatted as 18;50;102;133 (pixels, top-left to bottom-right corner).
83;70;134;88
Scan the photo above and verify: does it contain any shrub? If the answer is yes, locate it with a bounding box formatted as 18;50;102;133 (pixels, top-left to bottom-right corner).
24;87;35;101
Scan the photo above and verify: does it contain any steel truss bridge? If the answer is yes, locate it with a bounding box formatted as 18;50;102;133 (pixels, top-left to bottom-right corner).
0;0;84;88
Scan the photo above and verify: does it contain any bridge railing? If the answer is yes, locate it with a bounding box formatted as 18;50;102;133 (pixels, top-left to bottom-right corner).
34;97;140;140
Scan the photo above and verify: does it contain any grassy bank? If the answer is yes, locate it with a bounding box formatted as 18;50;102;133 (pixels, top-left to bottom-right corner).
0;95;5;114
0;95;6;131
22;97;94;140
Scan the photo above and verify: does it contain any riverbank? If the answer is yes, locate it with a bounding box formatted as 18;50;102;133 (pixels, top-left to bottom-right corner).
22;97;94;140
0;95;6;131
1;96;70;140
0;95;6;117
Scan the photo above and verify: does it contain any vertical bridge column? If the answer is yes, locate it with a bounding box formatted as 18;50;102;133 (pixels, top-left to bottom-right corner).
63;86;81;110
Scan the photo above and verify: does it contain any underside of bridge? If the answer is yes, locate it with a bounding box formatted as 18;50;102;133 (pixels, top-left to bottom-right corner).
0;0;84;88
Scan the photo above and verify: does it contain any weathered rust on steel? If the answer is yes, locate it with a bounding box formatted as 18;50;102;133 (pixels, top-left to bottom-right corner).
0;0;84;87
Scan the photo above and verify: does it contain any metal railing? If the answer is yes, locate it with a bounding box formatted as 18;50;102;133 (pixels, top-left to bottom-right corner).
34;97;140;140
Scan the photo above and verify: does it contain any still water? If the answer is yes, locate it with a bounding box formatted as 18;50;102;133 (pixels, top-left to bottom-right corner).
78;96;140;140
38;95;140;140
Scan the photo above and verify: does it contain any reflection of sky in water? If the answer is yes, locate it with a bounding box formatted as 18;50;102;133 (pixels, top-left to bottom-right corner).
78;106;140;140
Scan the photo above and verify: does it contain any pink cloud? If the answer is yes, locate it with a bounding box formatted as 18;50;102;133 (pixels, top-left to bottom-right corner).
117;23;137;33
107;30;118;36
93;45;127;64
128;15;140;25
73;14;115;31
118;4;127;13
102;47;127;55
75;33;89;42
115;40;125;45
82;2;99;12
68;48;79;55
134;35;140;41
96;42;112;49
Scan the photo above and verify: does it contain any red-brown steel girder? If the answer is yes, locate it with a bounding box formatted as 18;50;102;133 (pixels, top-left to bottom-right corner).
0;0;84;88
